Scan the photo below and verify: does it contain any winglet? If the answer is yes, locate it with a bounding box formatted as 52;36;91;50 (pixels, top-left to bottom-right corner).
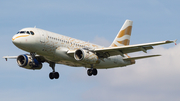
3;56;8;61
174;39;177;45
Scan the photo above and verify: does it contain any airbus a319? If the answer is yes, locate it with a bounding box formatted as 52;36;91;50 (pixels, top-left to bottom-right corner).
3;20;176;80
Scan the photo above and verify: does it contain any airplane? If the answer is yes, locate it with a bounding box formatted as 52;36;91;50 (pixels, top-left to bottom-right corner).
3;20;176;80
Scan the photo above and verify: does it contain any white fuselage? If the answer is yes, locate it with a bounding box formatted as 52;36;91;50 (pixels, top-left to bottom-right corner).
12;28;132;69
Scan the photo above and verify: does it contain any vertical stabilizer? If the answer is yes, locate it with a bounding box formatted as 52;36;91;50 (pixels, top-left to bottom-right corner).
110;20;133;47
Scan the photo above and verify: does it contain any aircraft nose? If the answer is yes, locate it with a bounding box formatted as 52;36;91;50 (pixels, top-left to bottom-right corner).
12;35;21;45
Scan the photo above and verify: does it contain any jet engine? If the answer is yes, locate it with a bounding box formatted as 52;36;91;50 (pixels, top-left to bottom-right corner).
17;54;42;70
74;49;100;64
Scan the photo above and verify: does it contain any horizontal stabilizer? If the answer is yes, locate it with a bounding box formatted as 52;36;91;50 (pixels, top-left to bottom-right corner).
123;55;161;60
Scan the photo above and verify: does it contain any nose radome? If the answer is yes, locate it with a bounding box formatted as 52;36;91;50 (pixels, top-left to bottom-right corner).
12;35;21;45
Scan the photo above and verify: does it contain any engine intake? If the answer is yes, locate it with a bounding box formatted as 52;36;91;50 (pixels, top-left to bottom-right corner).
74;49;100;64
17;54;42;70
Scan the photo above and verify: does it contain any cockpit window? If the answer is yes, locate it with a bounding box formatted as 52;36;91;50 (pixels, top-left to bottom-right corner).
16;30;35;35
30;31;34;35
27;31;30;34
20;31;26;34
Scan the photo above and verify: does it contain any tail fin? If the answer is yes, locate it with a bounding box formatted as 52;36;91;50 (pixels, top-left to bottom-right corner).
110;20;133;47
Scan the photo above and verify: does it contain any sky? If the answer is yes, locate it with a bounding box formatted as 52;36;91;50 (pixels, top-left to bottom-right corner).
0;0;180;101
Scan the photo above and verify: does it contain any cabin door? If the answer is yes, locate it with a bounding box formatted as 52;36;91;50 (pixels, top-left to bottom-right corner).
39;30;46;43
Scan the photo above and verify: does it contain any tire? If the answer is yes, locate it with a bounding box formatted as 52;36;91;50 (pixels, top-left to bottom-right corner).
49;72;54;79
54;72;59;79
92;69;98;76
87;69;93;76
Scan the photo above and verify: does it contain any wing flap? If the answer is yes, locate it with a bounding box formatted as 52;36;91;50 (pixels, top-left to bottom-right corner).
123;54;161;60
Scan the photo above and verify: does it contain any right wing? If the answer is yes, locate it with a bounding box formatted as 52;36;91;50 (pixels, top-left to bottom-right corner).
67;40;176;58
91;40;176;57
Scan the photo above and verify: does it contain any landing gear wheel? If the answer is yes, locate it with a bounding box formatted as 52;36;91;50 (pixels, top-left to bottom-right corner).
87;69;93;76
92;69;98;76
49;62;60;80
49;72;60;80
54;72;59;79
49;72;54;79
87;68;98;76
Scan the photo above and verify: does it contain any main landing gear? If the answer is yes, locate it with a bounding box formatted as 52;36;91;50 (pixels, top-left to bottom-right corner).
48;62;97;79
49;62;59;80
87;65;98;76
29;53;36;68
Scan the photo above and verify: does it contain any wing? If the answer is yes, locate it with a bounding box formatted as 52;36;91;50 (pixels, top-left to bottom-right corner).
3;56;18;61
93;40;175;57
3;55;46;62
67;40;176;58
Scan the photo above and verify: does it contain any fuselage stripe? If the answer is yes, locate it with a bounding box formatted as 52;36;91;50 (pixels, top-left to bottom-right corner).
12;35;29;41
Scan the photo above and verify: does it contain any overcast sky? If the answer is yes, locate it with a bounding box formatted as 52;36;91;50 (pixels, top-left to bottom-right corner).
0;0;180;101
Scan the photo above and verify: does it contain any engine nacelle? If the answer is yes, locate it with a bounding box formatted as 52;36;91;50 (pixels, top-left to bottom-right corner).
17;54;42;70
74;49;100;64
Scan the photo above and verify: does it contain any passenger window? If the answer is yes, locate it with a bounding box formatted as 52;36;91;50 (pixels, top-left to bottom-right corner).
30;31;34;35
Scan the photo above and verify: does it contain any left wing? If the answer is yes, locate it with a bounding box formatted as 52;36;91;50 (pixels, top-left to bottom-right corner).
3;56;18;61
67;40;176;58
3;55;46;62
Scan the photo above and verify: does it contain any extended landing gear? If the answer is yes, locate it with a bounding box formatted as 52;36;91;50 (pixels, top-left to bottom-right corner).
49;62;59;80
29;52;37;67
49;72;59;79
87;65;98;76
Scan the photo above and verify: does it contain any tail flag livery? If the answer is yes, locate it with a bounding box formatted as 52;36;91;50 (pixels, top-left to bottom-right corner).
110;20;133;47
